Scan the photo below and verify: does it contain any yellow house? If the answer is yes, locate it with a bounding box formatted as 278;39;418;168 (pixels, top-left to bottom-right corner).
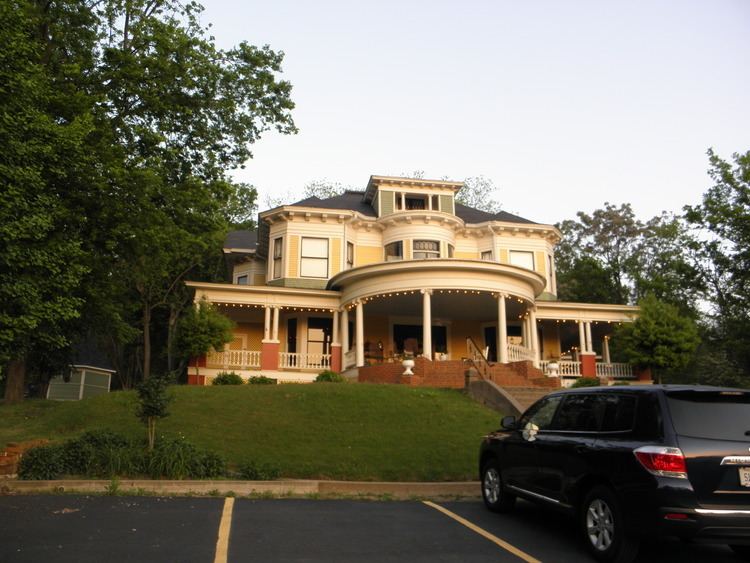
187;176;641;387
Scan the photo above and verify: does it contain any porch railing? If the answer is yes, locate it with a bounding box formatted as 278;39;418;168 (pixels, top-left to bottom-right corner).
541;360;582;376
205;350;261;370
596;362;634;379
507;343;535;363
343;349;356;370
466;337;490;380
279;352;331;370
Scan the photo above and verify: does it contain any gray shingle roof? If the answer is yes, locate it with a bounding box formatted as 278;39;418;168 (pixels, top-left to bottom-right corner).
288;191;376;217
225;230;258;250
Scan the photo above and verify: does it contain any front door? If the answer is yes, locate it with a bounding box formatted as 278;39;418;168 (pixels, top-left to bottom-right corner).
484;326;497;362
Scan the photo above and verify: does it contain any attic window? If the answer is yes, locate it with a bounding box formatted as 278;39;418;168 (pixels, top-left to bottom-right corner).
236;275;249;285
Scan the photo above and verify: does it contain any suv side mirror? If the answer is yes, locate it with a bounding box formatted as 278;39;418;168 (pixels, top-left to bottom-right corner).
501;415;517;429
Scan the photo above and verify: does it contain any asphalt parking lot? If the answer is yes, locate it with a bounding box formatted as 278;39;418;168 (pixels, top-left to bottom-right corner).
0;495;740;562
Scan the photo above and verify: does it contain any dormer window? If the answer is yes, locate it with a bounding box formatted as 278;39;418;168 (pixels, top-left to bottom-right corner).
394;193;441;211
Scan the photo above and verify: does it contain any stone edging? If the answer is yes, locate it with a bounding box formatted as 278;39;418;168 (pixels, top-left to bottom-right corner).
1;479;480;499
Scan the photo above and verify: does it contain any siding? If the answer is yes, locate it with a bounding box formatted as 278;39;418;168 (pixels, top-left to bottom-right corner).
253;274;266;286
535;251;547;278
355;246;382;267
288;235;299;278
498;249;509;264
454;251;478;260
439;194;454;215
331;238;342;276
380;191;395;216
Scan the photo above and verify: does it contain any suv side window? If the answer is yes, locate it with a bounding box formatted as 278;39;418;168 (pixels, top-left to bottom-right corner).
600;394;637;432
519;395;563;430
553;394;602;432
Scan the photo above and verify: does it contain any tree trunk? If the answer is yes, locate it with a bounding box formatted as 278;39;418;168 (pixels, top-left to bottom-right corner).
4;357;26;404
167;305;179;375
143;305;151;380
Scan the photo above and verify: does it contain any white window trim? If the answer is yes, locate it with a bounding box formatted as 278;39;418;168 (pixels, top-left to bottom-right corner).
300;237;329;279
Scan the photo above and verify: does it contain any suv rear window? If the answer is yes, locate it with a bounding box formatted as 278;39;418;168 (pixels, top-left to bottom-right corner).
667;390;750;441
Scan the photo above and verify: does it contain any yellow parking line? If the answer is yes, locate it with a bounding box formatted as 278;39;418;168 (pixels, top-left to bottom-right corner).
214;497;235;563
423;501;541;563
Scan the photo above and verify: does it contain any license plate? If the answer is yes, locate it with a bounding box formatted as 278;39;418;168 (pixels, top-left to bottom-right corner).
740;467;750;487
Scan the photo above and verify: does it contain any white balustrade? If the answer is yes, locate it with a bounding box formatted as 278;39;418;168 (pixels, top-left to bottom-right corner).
205;350;261;370
279;352;331;370
596;362;634;379
507;343;535;362
557;361;582;376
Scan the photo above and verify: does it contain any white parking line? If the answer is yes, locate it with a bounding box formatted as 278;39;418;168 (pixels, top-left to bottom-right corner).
214;497;235;563
423;501;541;563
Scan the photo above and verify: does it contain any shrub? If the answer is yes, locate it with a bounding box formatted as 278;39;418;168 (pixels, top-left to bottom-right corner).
212;372;245;385
248;375;276;385
315;370;345;383
18;444;67;480
64;430;136;477
570;377;602;388
145;436;227;479
238;460;281;480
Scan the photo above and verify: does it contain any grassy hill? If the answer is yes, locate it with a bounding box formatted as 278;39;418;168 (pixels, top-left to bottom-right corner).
0;384;501;481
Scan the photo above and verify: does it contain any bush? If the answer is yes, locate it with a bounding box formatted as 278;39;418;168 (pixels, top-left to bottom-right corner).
315;370;345;383
237;460;280;480
145;436;227;479
18;431;227;480
570;377;602;388
212;372;245;385
248;375;276;385
64;430;136;477
18;444;67;480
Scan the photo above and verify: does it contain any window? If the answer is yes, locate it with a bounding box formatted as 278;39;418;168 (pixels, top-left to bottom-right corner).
413;240;440;259
236;275;248;285
300;237;328;278
406;196;426;210
272;237;283;279
431;195;439;210
600;394;637;432
553;394;602;432
509;250;534;270
346;242;354;268
519;395;563;431
481;250;493;261
385;241;403;261
307;317;332;356
447;244;454;258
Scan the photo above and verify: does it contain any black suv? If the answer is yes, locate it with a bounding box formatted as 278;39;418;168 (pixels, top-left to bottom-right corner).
479;385;750;562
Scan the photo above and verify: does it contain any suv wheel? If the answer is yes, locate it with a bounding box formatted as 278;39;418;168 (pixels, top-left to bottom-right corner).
481;459;515;512
581;485;638;562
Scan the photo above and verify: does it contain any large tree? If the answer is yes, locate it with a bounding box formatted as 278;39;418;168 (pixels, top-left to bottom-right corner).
2;0;297;397
685;149;750;376
0;1;92;402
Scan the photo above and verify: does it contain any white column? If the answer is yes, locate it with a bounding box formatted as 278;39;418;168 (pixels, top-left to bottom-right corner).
578;321;586;355
521;316;528;348
529;308;540;367
421;289;432;360
400;192;406;210
603;336;611;364
341;308;350;353
272;306;280;341
332;309;340;345
585;321;593;353
355;301;364;367
263;306;271;341
498;294;508;364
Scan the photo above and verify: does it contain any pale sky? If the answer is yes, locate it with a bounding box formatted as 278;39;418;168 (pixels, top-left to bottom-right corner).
199;0;749;225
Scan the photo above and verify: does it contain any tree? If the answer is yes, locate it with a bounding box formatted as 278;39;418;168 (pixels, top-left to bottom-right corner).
175;300;235;377
2;0;297;392
614;295;700;381
685;149;750;376
456;175;502;214
0;1;91;403
556;257;621;304
302;179;351;200
136;375;173;451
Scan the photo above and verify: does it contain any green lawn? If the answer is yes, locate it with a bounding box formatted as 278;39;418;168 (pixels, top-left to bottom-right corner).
0;384;501;481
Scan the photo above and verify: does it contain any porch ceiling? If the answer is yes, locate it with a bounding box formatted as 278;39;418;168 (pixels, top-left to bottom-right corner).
362;291;527;322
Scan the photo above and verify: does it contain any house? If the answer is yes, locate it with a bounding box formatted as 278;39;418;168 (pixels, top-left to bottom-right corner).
187;175;644;387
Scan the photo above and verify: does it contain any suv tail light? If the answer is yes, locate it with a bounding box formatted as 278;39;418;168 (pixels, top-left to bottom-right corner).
633;446;688;479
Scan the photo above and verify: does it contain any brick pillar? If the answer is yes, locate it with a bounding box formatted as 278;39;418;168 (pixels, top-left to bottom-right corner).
330;344;342;372
187;356;207;385
580;352;596;377
261;341;279;370
635;366;653;383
